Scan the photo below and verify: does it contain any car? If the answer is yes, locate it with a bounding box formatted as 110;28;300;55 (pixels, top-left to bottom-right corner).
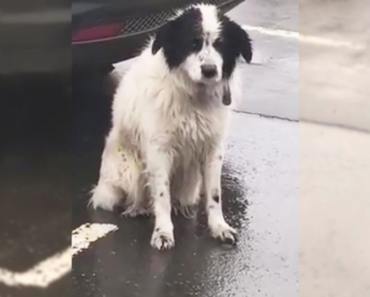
0;0;244;75
72;0;245;73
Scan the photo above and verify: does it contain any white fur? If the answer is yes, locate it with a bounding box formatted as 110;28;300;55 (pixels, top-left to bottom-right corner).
91;5;242;250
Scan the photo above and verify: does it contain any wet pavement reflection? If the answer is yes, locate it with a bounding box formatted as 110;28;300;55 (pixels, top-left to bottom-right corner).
73;165;249;297
0;76;71;297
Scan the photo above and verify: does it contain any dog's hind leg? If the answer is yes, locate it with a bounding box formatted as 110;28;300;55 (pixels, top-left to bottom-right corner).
90;129;124;211
90;182;122;211
90;129;145;213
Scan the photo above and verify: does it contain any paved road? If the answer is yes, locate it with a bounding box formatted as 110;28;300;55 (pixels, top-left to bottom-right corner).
230;0;370;132
0;77;71;297
299;1;370;296
229;0;299;121
300;0;370;132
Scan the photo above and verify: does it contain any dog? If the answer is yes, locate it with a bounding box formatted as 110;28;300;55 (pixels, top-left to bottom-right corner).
90;4;252;250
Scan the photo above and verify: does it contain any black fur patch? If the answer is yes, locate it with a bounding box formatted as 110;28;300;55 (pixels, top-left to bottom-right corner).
213;195;220;203
152;8;203;68
217;15;253;79
223;83;231;105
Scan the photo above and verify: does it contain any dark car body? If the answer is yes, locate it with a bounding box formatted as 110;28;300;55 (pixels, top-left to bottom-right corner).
0;0;244;75
72;0;244;70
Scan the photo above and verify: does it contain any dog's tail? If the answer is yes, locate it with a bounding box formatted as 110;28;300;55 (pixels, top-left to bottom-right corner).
89;183;122;211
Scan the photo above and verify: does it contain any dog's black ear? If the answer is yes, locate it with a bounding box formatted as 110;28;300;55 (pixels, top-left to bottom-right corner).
238;27;253;63
220;17;253;64
222;83;231;106
224;20;253;63
152;21;172;55
233;22;252;63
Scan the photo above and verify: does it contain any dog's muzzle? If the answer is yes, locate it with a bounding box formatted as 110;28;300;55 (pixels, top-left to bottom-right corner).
201;64;218;79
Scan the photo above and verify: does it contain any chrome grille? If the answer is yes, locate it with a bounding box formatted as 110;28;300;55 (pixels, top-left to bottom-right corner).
122;10;176;35
121;0;233;36
208;0;233;7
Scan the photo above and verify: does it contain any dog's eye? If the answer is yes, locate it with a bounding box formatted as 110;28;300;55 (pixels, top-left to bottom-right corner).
192;37;203;50
213;38;223;50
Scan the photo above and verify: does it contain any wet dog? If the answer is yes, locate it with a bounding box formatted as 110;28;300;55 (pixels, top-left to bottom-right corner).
90;4;252;250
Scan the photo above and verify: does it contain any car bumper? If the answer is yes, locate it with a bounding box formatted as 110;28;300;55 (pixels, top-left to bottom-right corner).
72;0;245;68
72;32;147;70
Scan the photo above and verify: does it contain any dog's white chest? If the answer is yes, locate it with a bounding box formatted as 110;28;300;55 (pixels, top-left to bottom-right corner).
169;106;225;156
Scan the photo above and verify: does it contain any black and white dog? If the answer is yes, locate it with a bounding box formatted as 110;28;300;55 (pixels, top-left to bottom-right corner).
91;4;252;250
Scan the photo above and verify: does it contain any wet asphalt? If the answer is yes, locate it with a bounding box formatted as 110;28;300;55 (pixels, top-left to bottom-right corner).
229;0;298;121
0;1;299;296
0;77;71;297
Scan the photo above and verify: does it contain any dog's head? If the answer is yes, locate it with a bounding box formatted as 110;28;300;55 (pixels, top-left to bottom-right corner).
152;4;252;85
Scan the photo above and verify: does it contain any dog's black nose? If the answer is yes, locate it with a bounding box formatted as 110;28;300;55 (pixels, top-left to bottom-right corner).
201;64;217;78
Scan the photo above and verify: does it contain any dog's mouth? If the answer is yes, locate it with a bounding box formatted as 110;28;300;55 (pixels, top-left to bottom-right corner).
197;77;221;86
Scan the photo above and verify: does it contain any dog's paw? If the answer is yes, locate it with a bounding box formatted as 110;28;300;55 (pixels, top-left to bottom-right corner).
210;222;237;245
150;228;175;251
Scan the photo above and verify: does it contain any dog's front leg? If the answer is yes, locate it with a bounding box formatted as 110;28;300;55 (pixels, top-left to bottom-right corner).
146;148;175;250
203;147;237;244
